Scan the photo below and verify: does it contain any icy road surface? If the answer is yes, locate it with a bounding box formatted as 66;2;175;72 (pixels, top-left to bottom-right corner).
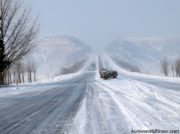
0;57;180;134
0;72;95;134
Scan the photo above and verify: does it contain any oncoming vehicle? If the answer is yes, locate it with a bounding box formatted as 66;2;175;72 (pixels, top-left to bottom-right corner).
99;68;118;80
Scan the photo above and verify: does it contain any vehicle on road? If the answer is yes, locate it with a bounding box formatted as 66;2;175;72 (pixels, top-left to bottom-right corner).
99;68;118;80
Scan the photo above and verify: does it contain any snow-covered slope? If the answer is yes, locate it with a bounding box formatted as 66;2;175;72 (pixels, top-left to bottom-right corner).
105;38;180;74
24;36;91;80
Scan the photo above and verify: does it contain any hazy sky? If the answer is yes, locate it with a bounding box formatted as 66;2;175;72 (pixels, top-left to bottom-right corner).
26;0;180;51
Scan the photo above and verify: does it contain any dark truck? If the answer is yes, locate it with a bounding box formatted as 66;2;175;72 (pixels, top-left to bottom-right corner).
99;68;118;80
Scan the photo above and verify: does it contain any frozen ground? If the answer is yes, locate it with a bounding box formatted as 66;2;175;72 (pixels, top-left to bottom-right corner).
0;55;180;134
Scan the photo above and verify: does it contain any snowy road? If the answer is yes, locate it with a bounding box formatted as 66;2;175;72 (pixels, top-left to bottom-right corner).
0;72;95;134
0;56;180;134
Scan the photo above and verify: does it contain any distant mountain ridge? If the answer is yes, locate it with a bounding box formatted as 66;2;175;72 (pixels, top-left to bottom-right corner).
24;36;91;80
105;38;180;74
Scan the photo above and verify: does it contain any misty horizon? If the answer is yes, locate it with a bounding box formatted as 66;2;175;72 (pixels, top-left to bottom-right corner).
26;0;180;52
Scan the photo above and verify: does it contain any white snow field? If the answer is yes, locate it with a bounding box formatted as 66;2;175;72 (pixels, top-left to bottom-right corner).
105;38;180;75
0;55;180;134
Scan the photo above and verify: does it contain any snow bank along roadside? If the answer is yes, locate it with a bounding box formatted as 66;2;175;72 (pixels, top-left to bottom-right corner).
101;52;180;84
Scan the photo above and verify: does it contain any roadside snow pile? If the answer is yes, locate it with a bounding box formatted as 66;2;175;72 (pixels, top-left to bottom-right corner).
100;53;180;84
53;72;81;81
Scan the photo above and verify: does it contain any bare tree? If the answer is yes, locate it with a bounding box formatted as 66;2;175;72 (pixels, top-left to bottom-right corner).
27;62;37;83
5;68;11;84
161;59;169;76
11;65;19;84
171;64;175;77
0;0;39;85
4;61;26;84
31;63;37;82
21;63;25;83
12;67;16;83
175;58;180;77
15;61;24;83
27;64;32;83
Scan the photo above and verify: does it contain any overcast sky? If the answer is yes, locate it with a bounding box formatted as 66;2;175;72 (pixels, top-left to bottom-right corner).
26;0;180;52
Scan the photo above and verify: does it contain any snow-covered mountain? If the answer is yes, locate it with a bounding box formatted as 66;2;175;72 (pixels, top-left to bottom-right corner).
24;36;91;80
105;38;180;74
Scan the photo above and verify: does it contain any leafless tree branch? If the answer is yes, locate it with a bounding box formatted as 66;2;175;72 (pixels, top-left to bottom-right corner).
0;0;39;84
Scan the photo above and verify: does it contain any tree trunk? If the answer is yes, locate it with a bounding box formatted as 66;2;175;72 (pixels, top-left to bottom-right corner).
18;73;21;83
0;72;5;85
33;72;36;82
8;72;12;84
21;73;24;83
